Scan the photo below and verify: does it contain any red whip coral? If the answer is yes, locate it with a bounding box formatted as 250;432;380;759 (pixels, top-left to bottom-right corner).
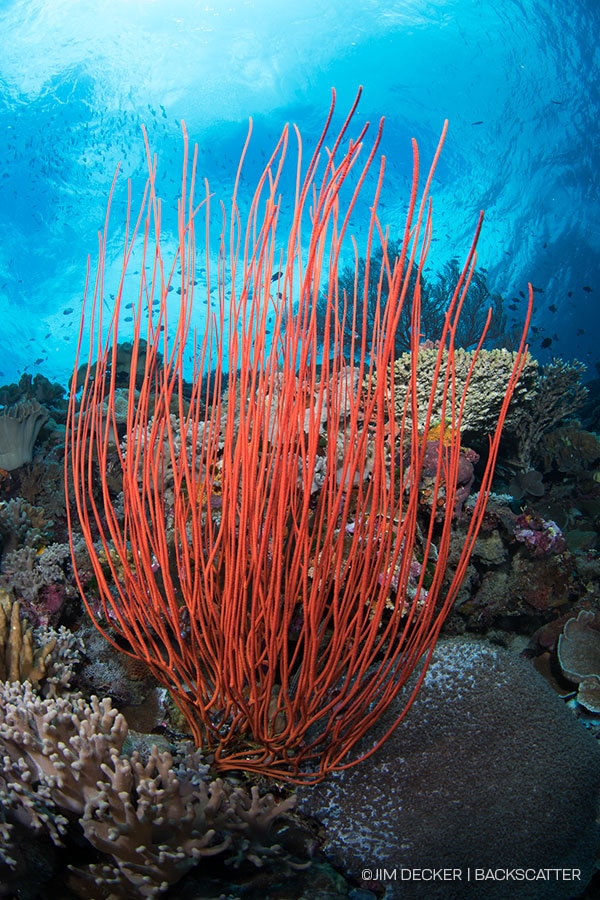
65;89;532;782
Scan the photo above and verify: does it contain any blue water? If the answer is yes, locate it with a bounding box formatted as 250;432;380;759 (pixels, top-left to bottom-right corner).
0;0;598;385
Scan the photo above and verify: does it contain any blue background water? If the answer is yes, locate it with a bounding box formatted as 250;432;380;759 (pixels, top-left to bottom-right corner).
0;0;598;386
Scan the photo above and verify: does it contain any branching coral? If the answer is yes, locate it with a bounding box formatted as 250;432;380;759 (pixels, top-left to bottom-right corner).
0;541;76;626
503;359;588;470
0;590;55;685
0;496;54;554
0;590;82;691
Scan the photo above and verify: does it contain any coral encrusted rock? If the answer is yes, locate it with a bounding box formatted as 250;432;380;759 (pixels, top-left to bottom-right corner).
298;637;600;900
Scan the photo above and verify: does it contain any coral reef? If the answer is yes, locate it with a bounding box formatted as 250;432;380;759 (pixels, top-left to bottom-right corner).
0;372;66;411
17;454;68;523
70;339;164;393
376;353;590;473
508;468;545;499
513;511;566;557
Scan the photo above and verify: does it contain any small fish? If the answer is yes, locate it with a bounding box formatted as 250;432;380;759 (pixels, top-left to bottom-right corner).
508;303;518;311
471;120;484;126
541;337;553;348
271;272;283;282
583;285;593;292
567;291;573;298
551;99;563;104
63;307;73;315
34;358;44;366
548;304;557;312
577;328;585;336
532;286;544;294
519;290;525;298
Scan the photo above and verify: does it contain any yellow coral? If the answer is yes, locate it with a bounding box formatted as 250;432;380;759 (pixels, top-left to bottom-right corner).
0;589;56;685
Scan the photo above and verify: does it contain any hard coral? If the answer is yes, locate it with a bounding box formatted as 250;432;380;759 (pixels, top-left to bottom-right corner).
0;496;54;554
558;609;600;713
504;358;588;470
377;347;538;436
0;542;75;627
0;590;82;692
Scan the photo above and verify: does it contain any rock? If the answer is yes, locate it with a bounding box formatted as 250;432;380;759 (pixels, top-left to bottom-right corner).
298;637;600;899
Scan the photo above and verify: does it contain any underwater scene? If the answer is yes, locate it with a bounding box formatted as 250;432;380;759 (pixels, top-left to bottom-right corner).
1;1;600;898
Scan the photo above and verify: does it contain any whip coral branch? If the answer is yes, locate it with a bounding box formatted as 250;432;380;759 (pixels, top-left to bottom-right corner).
66;88;532;783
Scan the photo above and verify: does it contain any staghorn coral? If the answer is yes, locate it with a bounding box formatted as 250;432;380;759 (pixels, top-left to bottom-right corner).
0;682;299;897
0;399;49;471
375;346;538;435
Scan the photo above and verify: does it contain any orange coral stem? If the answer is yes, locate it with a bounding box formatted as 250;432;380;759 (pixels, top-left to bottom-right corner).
66;90;532;783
